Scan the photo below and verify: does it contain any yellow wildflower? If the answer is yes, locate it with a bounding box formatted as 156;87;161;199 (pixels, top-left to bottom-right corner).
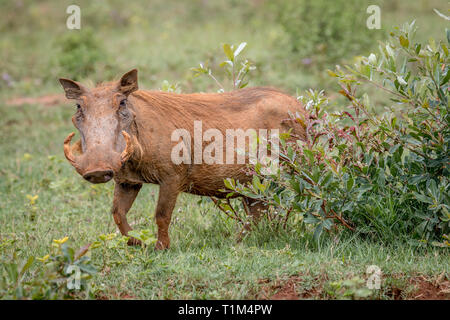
37;254;50;262
26;194;38;205
53;236;69;245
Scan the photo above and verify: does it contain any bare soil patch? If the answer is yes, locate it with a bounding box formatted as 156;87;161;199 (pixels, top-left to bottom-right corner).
257;275;326;300
406;275;449;300
258;273;449;300
97;290;137;300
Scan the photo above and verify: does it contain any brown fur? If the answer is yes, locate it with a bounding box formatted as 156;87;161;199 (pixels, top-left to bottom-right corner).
60;69;306;249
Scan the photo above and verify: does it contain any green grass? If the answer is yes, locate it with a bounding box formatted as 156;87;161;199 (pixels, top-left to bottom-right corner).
0;0;449;299
0;103;448;299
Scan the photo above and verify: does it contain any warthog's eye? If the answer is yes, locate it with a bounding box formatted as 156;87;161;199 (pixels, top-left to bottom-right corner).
119;99;127;107
74;104;83;122
118;101;130;119
75;103;82;115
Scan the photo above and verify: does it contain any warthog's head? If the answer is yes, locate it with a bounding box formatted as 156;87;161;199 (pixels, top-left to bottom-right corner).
59;69;140;183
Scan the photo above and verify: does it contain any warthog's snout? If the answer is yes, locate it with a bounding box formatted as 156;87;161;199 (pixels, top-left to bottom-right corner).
63;131;137;184
83;169;114;183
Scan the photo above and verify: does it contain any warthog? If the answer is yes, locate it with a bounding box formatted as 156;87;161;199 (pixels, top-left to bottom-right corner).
59;69;306;249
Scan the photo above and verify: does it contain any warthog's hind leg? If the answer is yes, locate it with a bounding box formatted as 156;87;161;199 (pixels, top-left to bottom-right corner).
237;198;268;241
111;182;142;246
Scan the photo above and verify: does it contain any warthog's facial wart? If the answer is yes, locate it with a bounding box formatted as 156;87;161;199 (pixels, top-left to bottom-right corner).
59;69;139;183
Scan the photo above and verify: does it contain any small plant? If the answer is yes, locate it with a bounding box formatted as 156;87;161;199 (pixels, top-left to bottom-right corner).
160;80;181;93
25;194;38;221
0;237;97;299
192;42;256;92
325;277;374;300
127;229;157;246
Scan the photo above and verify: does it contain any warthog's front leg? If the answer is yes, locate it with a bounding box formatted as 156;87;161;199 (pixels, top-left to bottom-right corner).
111;182;142;245
154;182;179;250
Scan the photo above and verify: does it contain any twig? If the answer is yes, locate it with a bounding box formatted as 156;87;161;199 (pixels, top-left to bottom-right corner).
210;197;243;222
226;198;240;220
208;74;225;91
321;200;355;231
283;207;293;229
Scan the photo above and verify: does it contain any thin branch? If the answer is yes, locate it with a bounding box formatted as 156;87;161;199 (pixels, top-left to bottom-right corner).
208;74;225;91
210;197;242;222
226;198;240;220
283;207;293;229
321;200;355;231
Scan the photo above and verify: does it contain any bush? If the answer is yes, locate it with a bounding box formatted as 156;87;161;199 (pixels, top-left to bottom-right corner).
267;0;381;66
55;28;107;80
226;21;449;245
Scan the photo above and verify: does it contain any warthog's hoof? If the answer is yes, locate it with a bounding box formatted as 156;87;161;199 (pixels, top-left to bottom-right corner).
154;240;170;250
236;222;251;243
127;237;142;246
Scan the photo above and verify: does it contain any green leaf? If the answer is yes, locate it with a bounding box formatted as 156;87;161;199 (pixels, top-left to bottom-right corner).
389;144;400;154
368;53;377;64
234;42;247;58
219;60;233;68
223;178;235;190
415;43;421;54
327;70;338;77
19;256;34;276
323;219;334;230
434;9;450;21
313;224;323;241
440;69;450;86
252;175;260;191
6;263;18;282
77;263;97;275
273;194;281;205
320;171;333;187
346;177;354;191
304;215;319;224
397;75;407;86
399;35;409;48
223;44;234;62
385;44;395;58
412;192;433;204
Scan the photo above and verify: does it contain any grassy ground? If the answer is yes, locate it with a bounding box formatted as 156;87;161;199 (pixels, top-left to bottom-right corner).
0;1;449;299
1;101;448;300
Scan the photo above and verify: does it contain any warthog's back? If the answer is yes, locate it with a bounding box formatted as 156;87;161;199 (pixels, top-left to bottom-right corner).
130;87;305;134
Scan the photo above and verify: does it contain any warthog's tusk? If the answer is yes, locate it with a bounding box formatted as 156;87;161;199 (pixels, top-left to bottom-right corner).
63;132;81;170
120;131;134;164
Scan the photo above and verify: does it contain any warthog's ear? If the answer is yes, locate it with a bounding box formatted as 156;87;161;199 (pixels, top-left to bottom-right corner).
59;78;86;99
119;69;138;96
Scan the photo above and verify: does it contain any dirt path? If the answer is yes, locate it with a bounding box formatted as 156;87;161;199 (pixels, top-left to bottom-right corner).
6;94;66;107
